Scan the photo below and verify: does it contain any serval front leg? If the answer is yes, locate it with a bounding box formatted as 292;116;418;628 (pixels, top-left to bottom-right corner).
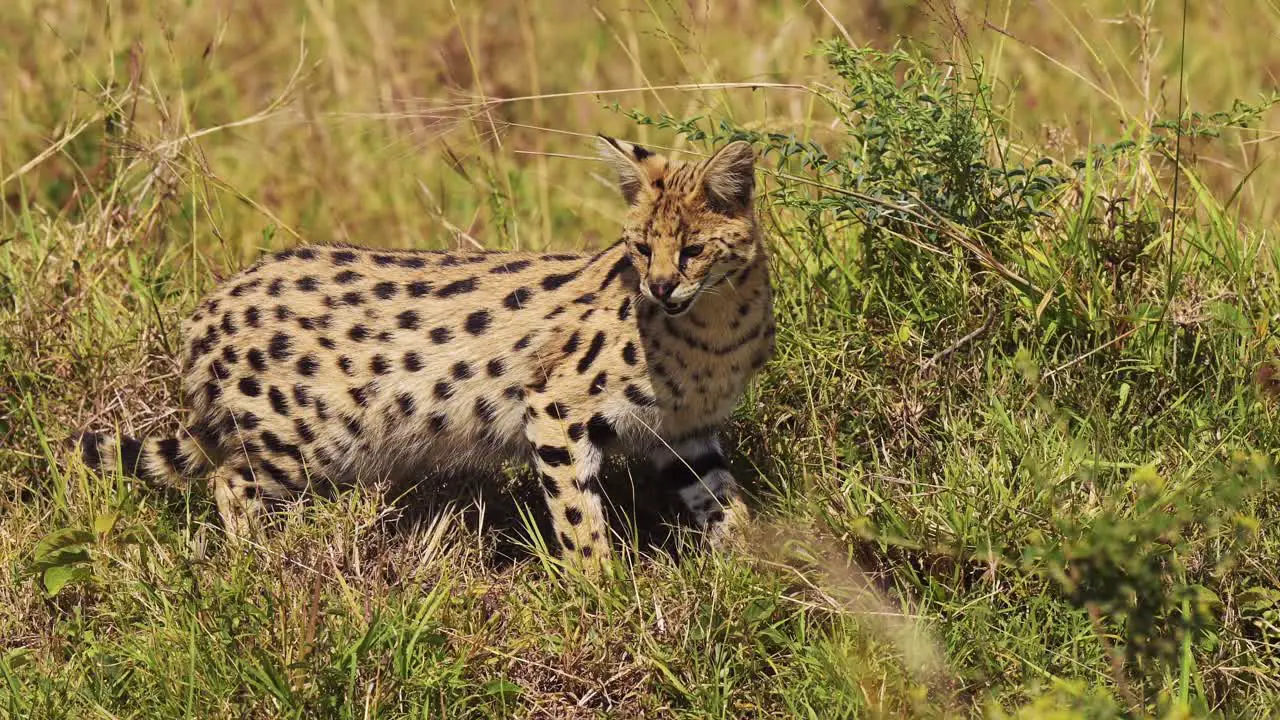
525;394;612;572
654;434;748;548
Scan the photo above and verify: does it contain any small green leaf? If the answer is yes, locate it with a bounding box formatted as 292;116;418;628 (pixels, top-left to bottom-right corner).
33;528;94;564
93;512;118;536
1239;586;1280;612
3;648;33;670
43;565;92;596
483;678;521;704
33;547;90;573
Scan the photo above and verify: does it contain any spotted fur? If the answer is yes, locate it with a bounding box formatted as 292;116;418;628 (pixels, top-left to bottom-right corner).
71;138;775;569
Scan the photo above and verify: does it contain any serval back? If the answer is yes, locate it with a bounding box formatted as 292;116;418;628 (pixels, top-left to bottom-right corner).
72;136;775;569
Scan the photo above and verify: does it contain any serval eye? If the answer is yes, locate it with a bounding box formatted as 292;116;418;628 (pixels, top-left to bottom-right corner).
635;242;652;258
680;243;704;259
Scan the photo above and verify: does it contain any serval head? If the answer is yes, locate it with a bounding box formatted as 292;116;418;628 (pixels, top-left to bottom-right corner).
598;136;760;317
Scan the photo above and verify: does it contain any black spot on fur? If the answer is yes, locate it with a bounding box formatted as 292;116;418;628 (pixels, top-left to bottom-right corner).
407;280;432;297
239;377;261;397
576;331;606;373
293;385;311;407
268;332;293;360
558;531;575;550
220;312;238;336
474;397;496;424
230;279;261;297
349;384;371;407
622;341;638;365
573;292;596;305
116;436;145;476
245;306;261;328
658;451;727;490
618;297;632;321
395;392;415;416
332;250;357;265
340;291;364;306
545;402;568;420
428;413;447;433
589;372;607;395
451;361;473;380
541;269;580;291
156;437;183;473
536;445;571;467
247;349;267;372
403;351;423;372
275;305;293;321
222;345;239;364
373;281;398;299
430;327;452;344
565;506;583;525
371;355;391;375
313;446;332;466
625;384;655;406
296;276;319;291
343;415;363;437
267;278;285;296
486;358;506;377
399;257;426;269
433;381;454;400
191;327;219;359
296;248;316;260
514;334;532;351
348;325;370;342
436;277;477;298
338;356;354;375
372;253;395;266
562;331;581;354
586;414;615;447
397;310;420;330
464;310;491;335
491;259;532;274
503;287;532;310
294;419;316;443
540;473;559;498
567;423;584;442
318;337;336;350
268;386;290;415
599;255;632;290
544;306;565;320
503;385;524;401
334;270;362;285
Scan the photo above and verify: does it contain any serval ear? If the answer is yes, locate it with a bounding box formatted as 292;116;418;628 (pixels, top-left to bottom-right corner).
696;140;755;214
597;135;662;206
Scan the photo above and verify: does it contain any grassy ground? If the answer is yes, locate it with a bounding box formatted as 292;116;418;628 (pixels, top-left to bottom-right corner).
3;0;1280;717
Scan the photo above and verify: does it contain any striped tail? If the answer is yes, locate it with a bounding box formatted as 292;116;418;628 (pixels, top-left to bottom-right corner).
70;430;214;486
